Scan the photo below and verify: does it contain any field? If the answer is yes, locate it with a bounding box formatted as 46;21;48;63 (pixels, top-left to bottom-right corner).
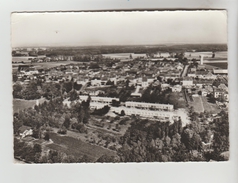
31;61;80;68
47;132;116;162
188;95;221;114
184;51;227;59
204;62;228;69
102;53;147;59
188;96;204;113
13;98;47;113
12;57;34;63
201;96;221;114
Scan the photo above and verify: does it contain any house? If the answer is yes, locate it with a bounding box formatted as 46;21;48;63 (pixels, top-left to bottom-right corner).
204;72;216;80
161;83;170;91
213;88;229;101
91;78;101;86
147;77;155;84
218;83;228;92
142;77;149;88
205;85;213;94
213;68;228;75
187;71;196;78
18;126;33;138
201;89;208;96
175;64;184;71
182;77;193;87
171;84;182;92
109;77;117;85
101;77;108;86
196;70;209;79
191;67;197;72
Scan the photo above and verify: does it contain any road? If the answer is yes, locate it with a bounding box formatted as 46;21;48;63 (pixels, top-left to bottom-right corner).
79;82;88;92
181;65;189;77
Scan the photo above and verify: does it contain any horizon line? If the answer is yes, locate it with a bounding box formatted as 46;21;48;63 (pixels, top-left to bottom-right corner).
13;42;228;48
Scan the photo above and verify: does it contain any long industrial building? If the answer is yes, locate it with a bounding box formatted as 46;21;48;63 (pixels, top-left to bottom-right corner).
125;101;174;111
79;95;119;104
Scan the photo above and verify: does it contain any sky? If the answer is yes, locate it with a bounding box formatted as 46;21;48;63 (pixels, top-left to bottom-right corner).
11;11;227;47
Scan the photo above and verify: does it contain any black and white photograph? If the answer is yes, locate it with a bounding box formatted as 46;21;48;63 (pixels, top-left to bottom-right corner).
11;11;229;163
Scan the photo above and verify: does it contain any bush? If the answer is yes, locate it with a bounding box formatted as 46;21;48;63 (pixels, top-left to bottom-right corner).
57;127;67;135
75;123;87;133
44;132;50;141
92;105;110;116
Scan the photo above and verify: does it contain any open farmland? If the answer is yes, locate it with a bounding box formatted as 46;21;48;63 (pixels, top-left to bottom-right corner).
204;62;228;69
47;132;116;162
31;61;80;69
12;57;34;63
102;53;147;59
13;98;47;113
184;51;227;59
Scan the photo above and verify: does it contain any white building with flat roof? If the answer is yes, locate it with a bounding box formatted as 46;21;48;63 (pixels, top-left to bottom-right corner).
213;69;228;75
125;101;173;111
113;106;173;121
79;95;119;104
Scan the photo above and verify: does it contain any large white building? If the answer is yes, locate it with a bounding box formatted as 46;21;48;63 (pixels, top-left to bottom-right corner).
125;101;173;111
79;95;119;104
113;107;174;121
213;68;228;75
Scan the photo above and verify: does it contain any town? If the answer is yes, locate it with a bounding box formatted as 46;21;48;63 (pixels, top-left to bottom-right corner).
12;44;229;163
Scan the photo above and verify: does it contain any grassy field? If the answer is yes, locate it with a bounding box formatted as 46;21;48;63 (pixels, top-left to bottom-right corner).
204;62;228;69
188;95;221;114
47;132;116;162
201;96;221;114
188;96;204;113
13;98;47;113
31;61;80;69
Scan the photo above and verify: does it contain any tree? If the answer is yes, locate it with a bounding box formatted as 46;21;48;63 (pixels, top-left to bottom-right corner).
112;99;120;107
13;118;22;134
181;128;194;151
80;155;91;162
13;74;18;82
92;105;110;116
44;132;50;141
33;144;42;154
57;126;67;134
63;115;71;129
73;82;82;91
32;129;40;139
191;133;202;151
69;90;79;101
63;82;73;93
13;83;23;98
120;110;125;116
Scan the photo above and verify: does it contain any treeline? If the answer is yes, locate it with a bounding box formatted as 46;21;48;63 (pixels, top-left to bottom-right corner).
15;44;227;58
13;97;90;136
13;82;41;100
13;80;82;100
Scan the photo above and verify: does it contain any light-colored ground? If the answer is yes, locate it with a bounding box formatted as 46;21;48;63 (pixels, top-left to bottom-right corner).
188;96;204;113
13;98;47;113
201;96;221;114
174;108;190;127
